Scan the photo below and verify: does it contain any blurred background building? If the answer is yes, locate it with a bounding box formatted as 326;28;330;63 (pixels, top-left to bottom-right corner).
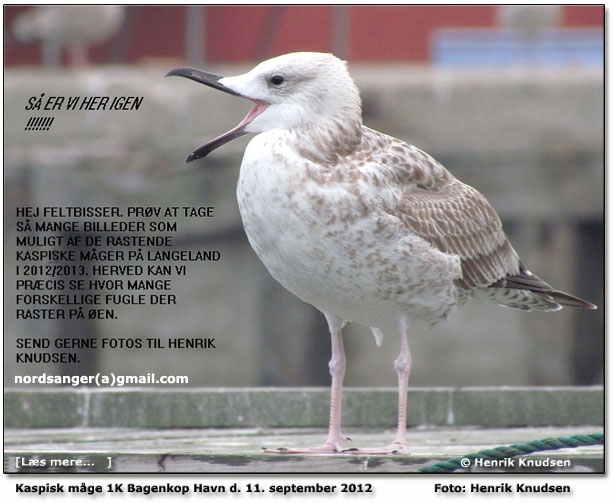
4;5;604;389
4;5;604;66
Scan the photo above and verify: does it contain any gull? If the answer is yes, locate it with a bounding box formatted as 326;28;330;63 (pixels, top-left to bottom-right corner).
12;5;125;66
167;52;597;455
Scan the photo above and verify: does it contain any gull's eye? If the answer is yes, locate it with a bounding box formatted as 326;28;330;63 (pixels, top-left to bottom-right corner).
270;75;284;86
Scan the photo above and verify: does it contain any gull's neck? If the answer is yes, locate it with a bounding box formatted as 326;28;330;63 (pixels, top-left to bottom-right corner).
286;114;363;165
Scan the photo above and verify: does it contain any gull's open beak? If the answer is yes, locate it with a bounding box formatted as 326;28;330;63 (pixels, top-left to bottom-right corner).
165;67;241;96
166;66;268;163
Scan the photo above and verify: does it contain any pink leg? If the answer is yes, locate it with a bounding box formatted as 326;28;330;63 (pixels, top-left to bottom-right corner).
391;327;411;450
323;314;348;449
264;314;348;453
344;325;412;455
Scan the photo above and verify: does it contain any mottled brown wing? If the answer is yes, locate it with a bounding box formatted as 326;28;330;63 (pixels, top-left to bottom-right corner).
399;179;520;289
363;130;520;289
368;134;596;309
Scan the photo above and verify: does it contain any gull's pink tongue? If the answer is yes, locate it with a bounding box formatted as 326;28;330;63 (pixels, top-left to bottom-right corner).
186;101;269;163
236;101;269;129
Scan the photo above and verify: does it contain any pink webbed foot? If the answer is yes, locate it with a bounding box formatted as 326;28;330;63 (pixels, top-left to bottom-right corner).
263;444;339;454
262;437;350;454
342;441;410;455
262;439;410;455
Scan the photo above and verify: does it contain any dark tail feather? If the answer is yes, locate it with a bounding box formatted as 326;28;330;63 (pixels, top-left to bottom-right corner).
534;290;597;310
489;263;597;310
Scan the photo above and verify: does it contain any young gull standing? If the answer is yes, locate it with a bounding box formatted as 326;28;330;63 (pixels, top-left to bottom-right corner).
167;52;597;455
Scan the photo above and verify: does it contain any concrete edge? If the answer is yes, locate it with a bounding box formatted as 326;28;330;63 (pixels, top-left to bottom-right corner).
4;386;604;429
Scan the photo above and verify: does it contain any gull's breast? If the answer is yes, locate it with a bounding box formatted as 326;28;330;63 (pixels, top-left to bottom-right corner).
236;132;461;326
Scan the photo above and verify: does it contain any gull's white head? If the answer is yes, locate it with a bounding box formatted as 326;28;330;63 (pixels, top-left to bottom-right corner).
220;52;361;132
166;52;362;162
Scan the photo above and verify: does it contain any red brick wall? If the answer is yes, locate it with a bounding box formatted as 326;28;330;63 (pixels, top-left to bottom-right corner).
3;5;604;66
